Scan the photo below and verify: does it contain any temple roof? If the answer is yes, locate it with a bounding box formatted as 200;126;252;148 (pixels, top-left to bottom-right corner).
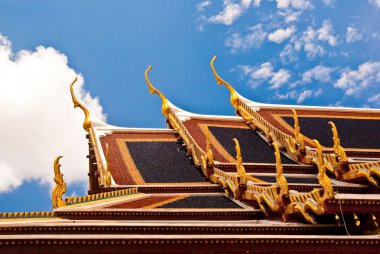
1;58;380;253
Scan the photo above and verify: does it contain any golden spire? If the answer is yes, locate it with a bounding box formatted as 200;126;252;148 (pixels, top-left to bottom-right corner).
328;121;348;163
144;66;170;118
69;77;91;132
210;56;239;109
52;156;67;209
233;138;246;182
313;139;334;199
273;143;288;195
103;143;112;188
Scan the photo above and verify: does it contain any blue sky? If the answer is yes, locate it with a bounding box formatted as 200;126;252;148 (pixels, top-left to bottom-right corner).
0;0;379;212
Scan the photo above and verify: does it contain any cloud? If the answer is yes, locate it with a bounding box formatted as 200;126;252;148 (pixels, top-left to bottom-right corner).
322;0;335;6
274;90;297;100
297;88;323;103
297;89;313;103
368;93;380;103
282;11;301;23
268;26;296;43
317;20;337;46
294;26;324;59
209;0;261;25
196;0;211;12
240;62;291;89
274;88;322;103
369;0;380;8
292;19;338;59
334;61;380;96
225;24;267;52
300;65;335;84
279;43;298;63
270;69;291;89
346;26;363;43
275;0;313;10
0;34;106;193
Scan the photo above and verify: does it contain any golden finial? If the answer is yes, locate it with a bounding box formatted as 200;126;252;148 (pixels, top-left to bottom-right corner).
103;143;112;188
70;77;91;132
144;66;170;118
233;138;246;182
204;126;214;165
291;109;305;149
273;143;288;195
292;109;300;135
210;56;239;109
52;156;67;209
328;121;348;163
313;139;334;199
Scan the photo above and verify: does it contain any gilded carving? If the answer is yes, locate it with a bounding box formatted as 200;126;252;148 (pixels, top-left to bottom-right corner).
312;139;334;200
201;126;214;170
328;121;348;164
144;66;170;118
52;156;67;209
69;77;91;132
274;143;288;199
103;143;112;188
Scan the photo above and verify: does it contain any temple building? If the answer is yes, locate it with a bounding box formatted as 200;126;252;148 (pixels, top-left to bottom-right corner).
0;56;380;253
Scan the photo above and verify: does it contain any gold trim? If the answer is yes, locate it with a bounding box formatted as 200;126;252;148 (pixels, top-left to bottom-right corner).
116;139;146;185
66;193;143;208
197;123;236;163
142;195;190;209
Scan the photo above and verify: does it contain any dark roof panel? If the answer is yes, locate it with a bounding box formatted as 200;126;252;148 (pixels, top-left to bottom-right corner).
127;141;208;183
158;195;241;209
283;117;380;148
209;126;297;164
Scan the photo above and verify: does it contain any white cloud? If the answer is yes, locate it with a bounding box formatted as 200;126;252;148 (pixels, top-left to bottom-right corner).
292;20;338;59
0;34;106;193
196;0;211;12
322;0;335;6
334;61;380;96
275;0;313;10
294;26;324;59
209;0;260;25
240;62;291;89
225;24;267;52
317;20;337;46
297;89;313;103
368;93;380;103
270;69;291;89
346;26;363;43
280;43;298;63
283;11;301;23
273;87;323;103
268;26;296;43
369;0;380;8
274;88;322;103
274;90;298;100
251;62;274;79
301;65;335;84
